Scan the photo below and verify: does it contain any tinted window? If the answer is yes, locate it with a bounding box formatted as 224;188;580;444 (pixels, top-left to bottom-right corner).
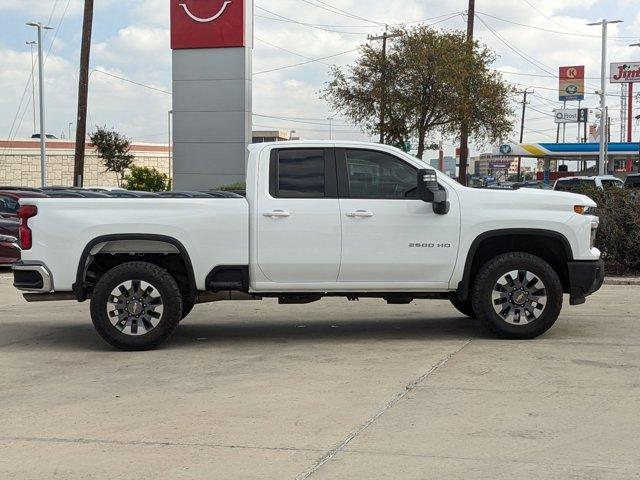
274;149;325;198
0;196;18;214
601;179;623;189
625;177;640;188
344;150;417;199
555;179;596;191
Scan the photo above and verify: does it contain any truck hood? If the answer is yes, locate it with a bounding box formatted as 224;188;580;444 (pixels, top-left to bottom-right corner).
459;186;596;210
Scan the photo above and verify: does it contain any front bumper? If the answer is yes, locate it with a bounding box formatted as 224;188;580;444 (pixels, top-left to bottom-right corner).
568;260;605;306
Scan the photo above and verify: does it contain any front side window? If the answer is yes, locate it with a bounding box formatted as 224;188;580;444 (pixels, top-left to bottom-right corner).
344;149;418;199
272;149;325;198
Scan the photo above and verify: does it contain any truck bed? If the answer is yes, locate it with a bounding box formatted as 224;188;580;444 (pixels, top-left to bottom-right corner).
18;197;249;291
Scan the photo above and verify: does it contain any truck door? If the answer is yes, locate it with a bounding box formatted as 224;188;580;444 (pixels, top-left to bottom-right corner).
256;147;341;283
336;148;460;285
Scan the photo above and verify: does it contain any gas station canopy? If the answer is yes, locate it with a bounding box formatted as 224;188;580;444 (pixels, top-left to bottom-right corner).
493;142;640;161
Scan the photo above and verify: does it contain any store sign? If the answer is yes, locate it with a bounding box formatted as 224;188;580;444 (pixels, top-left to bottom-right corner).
171;0;246;49
559;65;585;101
489;158;512;170
554;108;588;124
610;62;640;83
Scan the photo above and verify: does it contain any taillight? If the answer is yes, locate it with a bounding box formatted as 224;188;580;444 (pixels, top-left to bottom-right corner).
18;205;37;250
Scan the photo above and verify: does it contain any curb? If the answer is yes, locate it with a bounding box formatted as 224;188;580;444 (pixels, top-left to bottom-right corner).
604;277;640;286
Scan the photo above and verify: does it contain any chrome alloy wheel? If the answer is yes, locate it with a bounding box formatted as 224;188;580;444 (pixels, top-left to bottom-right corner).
491;270;547;325
107;280;164;336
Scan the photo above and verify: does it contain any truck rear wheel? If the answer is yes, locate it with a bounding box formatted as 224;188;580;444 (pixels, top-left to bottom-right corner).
450;298;476;318
471;252;562;339
90;261;183;351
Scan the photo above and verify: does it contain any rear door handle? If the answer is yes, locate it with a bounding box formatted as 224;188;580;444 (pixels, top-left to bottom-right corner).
263;210;291;218
346;210;374;218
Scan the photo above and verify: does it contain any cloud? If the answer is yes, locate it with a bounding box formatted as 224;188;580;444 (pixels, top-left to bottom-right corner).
1;0;638;151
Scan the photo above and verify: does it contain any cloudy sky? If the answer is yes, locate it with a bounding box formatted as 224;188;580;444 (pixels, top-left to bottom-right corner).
1;0;639;158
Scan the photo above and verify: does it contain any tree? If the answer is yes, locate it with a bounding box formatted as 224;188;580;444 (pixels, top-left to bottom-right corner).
90;126;134;187
123;166;171;192
323;25;515;159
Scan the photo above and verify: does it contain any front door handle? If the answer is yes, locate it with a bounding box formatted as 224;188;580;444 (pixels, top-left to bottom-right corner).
263;210;291;218
346;210;374;218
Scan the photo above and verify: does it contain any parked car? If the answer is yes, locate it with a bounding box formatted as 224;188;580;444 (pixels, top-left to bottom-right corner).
554;176;624;192
43;191;86;198
13;141;603;351
0;191;50;219
104;191;161;198
624;174;640;189
0;186;44;193
0;217;18;238
158;191;218;198
0;234;20;266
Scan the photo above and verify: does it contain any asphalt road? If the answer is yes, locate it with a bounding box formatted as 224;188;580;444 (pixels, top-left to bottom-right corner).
0;269;638;479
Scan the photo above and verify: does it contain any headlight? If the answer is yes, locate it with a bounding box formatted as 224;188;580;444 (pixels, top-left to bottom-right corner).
574;205;597;216
590;217;599;249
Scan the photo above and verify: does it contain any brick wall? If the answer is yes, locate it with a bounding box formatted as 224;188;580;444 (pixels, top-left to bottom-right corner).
0;141;170;188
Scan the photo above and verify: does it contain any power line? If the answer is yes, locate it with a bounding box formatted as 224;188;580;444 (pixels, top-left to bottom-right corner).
254;48;357;75
520;0;589;35
255;36;332;65
255;5;369;35
296;0;384;26
476;11;636;39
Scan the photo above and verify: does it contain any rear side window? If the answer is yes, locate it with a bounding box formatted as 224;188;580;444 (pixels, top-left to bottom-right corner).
270;149;330;198
601;179;623;189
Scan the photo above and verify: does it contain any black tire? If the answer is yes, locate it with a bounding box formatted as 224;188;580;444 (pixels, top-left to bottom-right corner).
450;297;476;319
471;252;563;339
90;261;183;351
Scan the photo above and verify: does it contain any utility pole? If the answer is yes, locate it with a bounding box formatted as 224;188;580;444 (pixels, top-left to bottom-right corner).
588;18;623;176
458;0;475;186
369;29;402;144
74;0;94;187
26;41;37;134
517;89;533;182
26;22;53;188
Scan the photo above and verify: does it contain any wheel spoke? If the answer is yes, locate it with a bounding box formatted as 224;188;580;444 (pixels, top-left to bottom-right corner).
492;269;546;326
107;279;163;337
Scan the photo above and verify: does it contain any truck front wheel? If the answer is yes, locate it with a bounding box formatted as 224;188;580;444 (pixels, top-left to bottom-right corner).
90;262;183;351
471;253;563;339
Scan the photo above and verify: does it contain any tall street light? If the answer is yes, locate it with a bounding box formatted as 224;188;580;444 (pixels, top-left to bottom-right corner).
26;22;53;187
587;19;623;176
26;41;37;134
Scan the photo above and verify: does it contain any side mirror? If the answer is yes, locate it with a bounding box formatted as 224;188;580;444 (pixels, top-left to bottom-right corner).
417;169;449;215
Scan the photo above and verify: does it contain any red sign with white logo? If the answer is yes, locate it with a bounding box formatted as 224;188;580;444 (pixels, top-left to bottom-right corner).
171;0;245;49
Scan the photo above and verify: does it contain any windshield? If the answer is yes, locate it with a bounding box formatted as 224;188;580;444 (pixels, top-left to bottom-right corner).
555;179;596;191
625;177;640;188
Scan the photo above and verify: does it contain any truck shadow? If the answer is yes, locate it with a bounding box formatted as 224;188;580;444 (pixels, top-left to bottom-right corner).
0;316;487;352
169;316;487;348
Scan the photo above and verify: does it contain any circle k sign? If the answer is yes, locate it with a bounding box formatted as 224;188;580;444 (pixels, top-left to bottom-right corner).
171;0;246;49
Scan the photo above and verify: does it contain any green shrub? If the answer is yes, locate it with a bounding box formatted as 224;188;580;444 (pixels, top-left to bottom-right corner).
123;166;171;192
578;187;640;275
216;182;246;192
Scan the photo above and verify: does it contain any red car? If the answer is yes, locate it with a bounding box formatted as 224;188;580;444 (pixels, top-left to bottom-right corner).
0;234;20;265
0;190;49;219
0;217;20;265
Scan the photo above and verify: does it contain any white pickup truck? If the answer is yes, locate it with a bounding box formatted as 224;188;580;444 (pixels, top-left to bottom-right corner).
13;141;604;350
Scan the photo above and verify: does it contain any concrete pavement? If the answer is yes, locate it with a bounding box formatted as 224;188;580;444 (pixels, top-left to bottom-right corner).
0;270;638;479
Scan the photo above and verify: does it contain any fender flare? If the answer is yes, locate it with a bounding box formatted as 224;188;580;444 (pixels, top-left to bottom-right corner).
72;233;197;301
457;228;574;301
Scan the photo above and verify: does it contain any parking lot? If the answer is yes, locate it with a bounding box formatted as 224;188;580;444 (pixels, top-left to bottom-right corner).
0;269;639;479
